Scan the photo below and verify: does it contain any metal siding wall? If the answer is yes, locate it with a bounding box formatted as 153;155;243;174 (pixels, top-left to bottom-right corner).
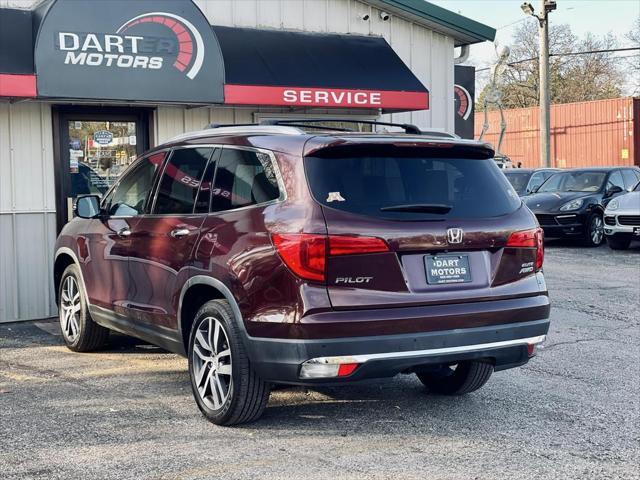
0;101;57;322
193;0;454;132
474;98;636;169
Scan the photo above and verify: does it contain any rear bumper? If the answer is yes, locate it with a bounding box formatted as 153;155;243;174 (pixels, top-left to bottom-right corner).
244;297;550;385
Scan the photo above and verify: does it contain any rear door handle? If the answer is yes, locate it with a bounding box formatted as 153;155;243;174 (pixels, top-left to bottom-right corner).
170;228;190;238
117;228;131;238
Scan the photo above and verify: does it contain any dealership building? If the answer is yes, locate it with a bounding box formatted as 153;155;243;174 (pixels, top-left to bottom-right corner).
0;0;494;323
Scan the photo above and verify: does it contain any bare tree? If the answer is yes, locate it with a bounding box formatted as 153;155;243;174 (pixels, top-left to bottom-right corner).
477;21;624;109
624;18;640;95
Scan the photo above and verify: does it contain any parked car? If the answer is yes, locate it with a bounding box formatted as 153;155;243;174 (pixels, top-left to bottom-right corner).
604;180;640;250
493;154;514;169
504;168;559;196
54;120;550;426
524;167;640;247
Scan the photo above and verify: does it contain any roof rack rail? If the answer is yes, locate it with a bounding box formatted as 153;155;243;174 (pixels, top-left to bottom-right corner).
205;123;258;129
259;118;423;135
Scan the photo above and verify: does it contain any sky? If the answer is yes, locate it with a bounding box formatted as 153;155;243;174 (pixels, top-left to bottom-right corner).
430;0;639;88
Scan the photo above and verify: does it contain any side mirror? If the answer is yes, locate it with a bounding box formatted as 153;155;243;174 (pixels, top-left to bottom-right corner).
606;185;623;197
74;195;101;219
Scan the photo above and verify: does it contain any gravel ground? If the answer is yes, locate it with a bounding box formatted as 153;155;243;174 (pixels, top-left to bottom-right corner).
1;240;639;480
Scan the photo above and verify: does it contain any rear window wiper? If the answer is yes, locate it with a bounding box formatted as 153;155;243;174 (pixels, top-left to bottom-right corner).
380;203;452;214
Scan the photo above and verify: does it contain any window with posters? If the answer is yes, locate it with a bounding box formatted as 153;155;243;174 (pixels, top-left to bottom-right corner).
55;107;150;229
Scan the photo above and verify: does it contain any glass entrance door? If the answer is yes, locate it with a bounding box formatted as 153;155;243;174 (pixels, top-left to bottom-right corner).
54;107;150;231
68;120;138;196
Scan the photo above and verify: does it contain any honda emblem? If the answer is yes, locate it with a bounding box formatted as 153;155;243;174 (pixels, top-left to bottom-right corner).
447;228;464;244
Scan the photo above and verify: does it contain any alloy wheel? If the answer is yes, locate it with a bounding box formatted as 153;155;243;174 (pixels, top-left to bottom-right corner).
590;215;604;245
191;317;233;410
60;275;81;342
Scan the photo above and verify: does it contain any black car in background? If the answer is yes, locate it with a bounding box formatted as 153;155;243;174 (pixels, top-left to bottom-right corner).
524;167;640;246
504;168;559;196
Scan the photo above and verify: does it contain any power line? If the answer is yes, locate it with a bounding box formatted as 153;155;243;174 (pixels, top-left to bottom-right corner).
475;46;640;72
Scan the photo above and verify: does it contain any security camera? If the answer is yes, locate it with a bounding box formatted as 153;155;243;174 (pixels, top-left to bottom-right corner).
360;13;370;21
544;0;557;12
520;2;534;15
379;11;390;21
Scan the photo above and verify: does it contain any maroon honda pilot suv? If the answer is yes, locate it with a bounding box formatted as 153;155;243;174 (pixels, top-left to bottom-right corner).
54;120;550;426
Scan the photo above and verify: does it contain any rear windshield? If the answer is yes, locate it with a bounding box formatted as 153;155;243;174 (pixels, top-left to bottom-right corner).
504;171;532;195
304;153;521;220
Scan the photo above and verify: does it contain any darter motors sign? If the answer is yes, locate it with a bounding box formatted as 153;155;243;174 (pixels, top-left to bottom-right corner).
454;65;476;139
34;0;223;103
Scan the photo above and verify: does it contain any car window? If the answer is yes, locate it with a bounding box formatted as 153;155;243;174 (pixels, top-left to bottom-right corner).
304;151;521;220
153;148;213;215
621;169;639;191
538;171;606;193
211;148;280;212
104;152;165;217
527;172;547;193
606;171;625;191
504;171;531;195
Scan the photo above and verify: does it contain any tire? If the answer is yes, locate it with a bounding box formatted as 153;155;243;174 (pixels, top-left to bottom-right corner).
416;360;494;395
188;300;270;426
606;235;631;250
582;212;605;247
58;264;109;352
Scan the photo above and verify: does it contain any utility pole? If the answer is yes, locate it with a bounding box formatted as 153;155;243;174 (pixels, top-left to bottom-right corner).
521;1;556;168
538;0;551;168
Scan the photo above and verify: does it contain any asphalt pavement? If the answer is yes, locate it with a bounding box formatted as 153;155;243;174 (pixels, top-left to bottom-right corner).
1;240;639;479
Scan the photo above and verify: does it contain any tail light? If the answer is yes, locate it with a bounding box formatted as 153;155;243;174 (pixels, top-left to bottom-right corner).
271;234;326;282
271;233;389;282
329;235;389;256
506;227;544;271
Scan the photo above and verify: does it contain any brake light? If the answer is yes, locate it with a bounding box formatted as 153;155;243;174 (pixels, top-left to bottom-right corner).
506;227;544;271
329;235;389;256
271;234;326;282
272;234;389;282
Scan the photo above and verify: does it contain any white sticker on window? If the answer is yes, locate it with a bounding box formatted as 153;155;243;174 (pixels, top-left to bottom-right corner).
326;191;346;202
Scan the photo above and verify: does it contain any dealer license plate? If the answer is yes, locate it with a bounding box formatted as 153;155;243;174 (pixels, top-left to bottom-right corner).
425;254;471;285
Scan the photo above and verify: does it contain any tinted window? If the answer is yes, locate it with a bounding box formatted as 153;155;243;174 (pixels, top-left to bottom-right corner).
304;154;521;220
621;169;639;191
606;171;625;191
105;152;165;216
153;148;212;215
211;149;280;212
538;171;606;193
504;171;532;195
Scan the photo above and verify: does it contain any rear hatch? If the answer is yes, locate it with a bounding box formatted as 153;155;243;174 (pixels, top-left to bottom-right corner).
303;141;542;309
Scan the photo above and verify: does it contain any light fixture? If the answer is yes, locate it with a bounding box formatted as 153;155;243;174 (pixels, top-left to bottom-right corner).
360;13;370;21
520;2;535;16
379;11;390;21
